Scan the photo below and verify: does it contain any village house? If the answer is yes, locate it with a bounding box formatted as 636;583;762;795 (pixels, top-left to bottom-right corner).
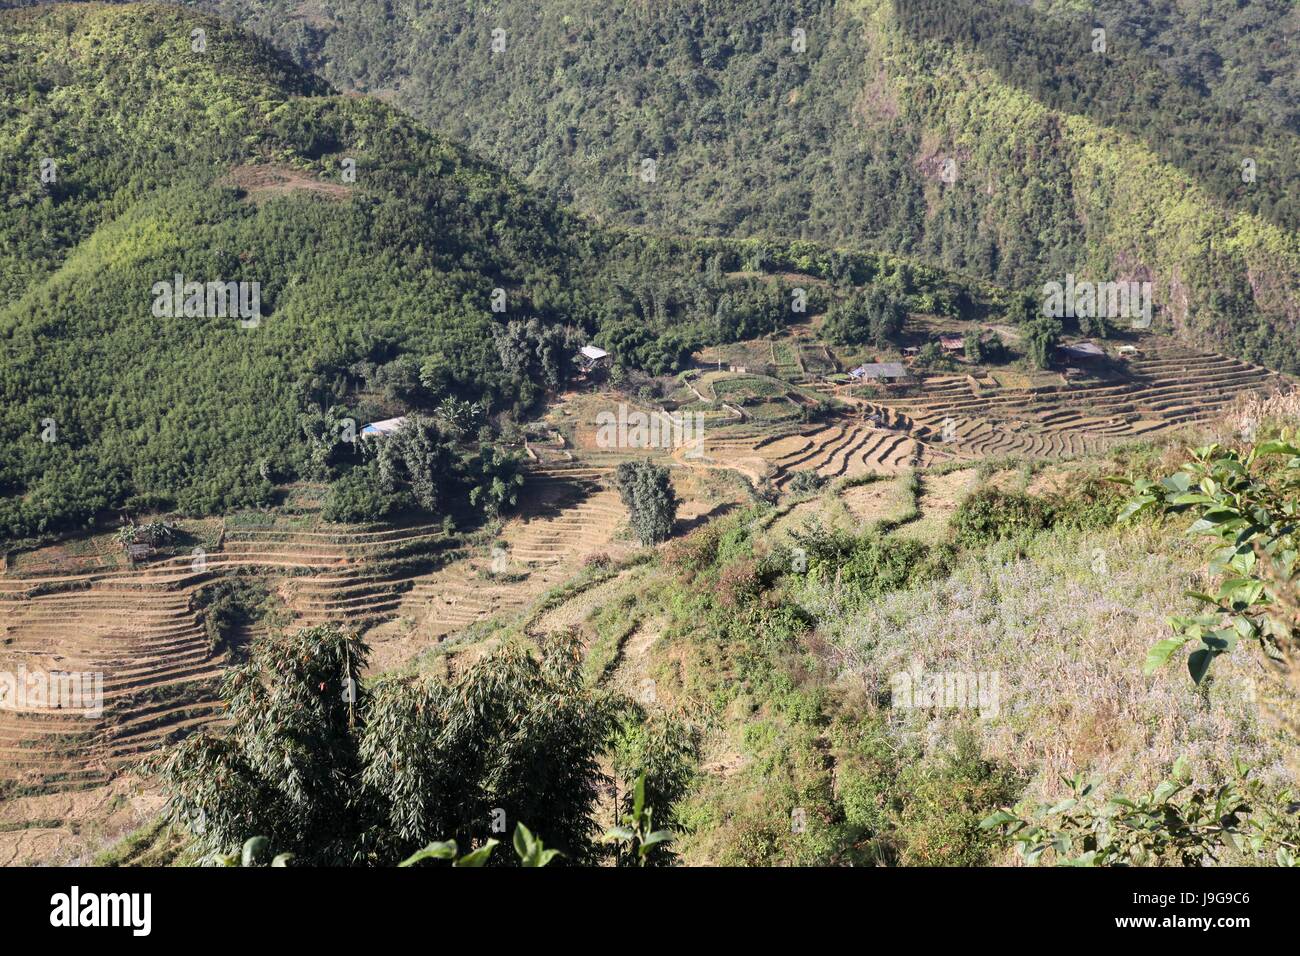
361;416;407;439
577;344;611;372
125;543;152;564
1055;342;1106;364
848;362;908;382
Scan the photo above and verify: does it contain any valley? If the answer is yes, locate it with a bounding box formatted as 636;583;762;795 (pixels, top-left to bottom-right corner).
0;318;1288;863
1;1;1299;875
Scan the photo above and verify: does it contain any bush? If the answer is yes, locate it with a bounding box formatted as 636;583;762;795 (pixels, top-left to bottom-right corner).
662;523;723;575
613;460;679;545
322;463;408;523
895;729;1023;866
786;470;827;495
791;521;939;600
950;488;1055;545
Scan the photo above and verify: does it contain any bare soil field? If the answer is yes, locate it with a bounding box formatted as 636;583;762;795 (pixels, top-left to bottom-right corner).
224;163;353;203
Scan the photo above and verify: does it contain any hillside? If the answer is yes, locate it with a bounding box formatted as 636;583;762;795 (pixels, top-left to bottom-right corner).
176;0;1300;371
1;2;1298;873
1;3;1006;541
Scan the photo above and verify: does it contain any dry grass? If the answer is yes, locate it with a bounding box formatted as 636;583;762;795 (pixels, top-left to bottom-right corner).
810;523;1289;804
1223;385;1300;443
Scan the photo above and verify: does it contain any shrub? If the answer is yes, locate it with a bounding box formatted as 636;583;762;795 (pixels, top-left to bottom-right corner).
950;488;1055;545
322;463;408;523
717;558;763;608
786;470;827;495
895;729;1023;866
662;523;723;575
791;521;938;600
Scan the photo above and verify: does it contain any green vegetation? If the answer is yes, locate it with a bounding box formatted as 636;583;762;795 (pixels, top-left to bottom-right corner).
0;3;1012;544
612;460;678;546
193;577;267;657
951;488;1056;546
4;2;1299;873
186;0;1300;370
1120;436;1300;686
150;623;692;865
983;758;1300;867
821;286;909;347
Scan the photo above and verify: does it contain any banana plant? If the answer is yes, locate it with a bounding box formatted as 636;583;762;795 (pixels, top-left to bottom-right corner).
206;836;294;867
398;823;560;868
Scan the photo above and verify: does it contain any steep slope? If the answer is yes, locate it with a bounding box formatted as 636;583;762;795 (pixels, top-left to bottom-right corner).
1031;0;1300;136
0;3;1015;542
0;3;611;538
179;0;1300;370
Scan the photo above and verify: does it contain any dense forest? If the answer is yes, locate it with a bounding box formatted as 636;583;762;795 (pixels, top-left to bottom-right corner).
133;0;1300;373
1033;0;1300;136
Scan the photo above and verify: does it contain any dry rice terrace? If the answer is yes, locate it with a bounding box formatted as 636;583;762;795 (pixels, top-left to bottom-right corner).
0;333;1288;862
688;338;1288;486
0;466;741;862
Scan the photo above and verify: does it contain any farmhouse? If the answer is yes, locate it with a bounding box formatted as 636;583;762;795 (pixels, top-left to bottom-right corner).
577;344;611;371
939;335;965;353
849;362;908;382
361;416;407;439
125;543;152;563
1056;342;1106;363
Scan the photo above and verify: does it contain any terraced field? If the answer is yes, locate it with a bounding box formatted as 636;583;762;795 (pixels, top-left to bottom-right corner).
363;472;633;671
860;342;1287;460
0;468;634;834
698;411;948;487
693;340;1288;484
0;336;1287;862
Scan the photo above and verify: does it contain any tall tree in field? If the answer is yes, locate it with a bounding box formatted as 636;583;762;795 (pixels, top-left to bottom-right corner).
375;415;456;514
613;460;679;545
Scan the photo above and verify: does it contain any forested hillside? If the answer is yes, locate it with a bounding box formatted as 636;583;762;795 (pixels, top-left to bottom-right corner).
0;3;993;540
168;0;1300;372
1033;0;1300;135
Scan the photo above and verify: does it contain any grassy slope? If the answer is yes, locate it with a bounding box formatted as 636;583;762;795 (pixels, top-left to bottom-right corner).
494;441;1287;865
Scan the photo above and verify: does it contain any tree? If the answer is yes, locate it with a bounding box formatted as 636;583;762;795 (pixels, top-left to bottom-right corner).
466;445;525;518
299;405;359;480
492;317;581;393
823;286;907;347
322;460;408;523
151;625;623;866
1118;437;1300;688
434;397;482;440
375;415;456;515
613;460;679;545
1021;316;1062;369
